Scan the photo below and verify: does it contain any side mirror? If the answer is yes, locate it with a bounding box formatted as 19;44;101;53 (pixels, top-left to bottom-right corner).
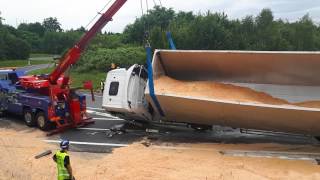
83;81;95;101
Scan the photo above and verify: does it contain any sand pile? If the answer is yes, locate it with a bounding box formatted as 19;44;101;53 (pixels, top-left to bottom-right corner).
1;122;320;180
154;76;320;108
99;142;320;180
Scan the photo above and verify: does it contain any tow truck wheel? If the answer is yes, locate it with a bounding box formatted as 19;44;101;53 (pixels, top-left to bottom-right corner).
36;112;50;131
0;111;5;117
24;108;36;127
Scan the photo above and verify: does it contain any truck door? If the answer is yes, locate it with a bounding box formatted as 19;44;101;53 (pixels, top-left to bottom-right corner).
127;66;148;110
103;70;127;110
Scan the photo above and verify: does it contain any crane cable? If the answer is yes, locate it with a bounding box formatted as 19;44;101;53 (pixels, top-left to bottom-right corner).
142;0;166;117
140;0;151;47
84;0;114;30
140;0;144;17
145;0;149;13
151;0;162;7
158;0;163;7
152;0;157;6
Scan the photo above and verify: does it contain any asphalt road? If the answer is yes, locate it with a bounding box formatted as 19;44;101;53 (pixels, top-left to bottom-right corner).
38;92;320;153
18;64;52;74
1;65;318;154
2;98;319;154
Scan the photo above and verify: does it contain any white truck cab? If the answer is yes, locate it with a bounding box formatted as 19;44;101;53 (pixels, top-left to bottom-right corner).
102;64;152;121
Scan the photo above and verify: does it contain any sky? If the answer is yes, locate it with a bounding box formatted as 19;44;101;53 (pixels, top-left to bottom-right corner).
0;0;320;33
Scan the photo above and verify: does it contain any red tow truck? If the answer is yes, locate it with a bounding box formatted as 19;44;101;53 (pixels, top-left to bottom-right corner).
0;0;127;134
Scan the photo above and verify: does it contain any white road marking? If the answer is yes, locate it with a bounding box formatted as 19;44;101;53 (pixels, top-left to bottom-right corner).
44;140;128;147
44;140;216;151
93;117;124;121
87;107;105;111
77;127;110;131
87;132;99;136
86;110;120;119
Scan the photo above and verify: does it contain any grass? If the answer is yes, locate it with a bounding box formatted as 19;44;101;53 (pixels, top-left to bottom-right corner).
30;53;56;58
70;71;106;90
28;67;106;90
0;59;53;67
28;67;54;74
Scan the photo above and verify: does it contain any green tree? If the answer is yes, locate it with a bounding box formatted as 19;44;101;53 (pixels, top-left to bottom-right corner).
89;33;125;50
17;30;41;52
0;28;7;59
42;31;81;54
76;47;146;72
0;23;31;60
18;22;45;37
0;11;4;25
43;17;62;32
76;26;86;33
255;8;277;50
241;16;256;49
3;32;30;59
292;14;316;50
123;6;175;44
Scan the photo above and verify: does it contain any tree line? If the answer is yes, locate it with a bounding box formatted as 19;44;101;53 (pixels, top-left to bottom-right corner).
125;6;320;51
0;17;83;60
1;7;320;66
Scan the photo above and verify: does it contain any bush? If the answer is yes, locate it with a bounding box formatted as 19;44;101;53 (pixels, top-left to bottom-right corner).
75;46;146;72
3;33;31;59
0;26;31;60
42;31;82;54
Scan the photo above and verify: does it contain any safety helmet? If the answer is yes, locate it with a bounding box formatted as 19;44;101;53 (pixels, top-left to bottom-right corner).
60;140;70;150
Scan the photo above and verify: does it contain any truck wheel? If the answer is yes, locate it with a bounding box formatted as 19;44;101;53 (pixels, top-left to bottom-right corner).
0;111;6;117
24;108;36;127
315;137;320;141
36;112;50;131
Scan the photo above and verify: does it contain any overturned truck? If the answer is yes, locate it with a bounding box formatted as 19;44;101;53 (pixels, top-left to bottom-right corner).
103;50;320;137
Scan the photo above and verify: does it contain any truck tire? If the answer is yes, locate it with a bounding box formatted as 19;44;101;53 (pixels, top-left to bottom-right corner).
315;137;320;141
24;108;36;127
0;111;6;117
36;111;50;131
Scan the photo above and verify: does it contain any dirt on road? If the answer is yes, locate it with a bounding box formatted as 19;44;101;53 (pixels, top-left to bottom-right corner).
0;121;320;180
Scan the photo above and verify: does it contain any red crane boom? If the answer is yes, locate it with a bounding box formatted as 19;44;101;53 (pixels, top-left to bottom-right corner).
18;0;127;135
20;0;127;88
50;0;127;84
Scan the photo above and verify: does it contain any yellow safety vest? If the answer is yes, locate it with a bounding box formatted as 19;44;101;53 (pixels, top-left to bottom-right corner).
55;151;70;180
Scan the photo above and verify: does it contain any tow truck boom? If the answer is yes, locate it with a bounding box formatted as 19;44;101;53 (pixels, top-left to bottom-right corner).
9;0;128;134
50;0;127;84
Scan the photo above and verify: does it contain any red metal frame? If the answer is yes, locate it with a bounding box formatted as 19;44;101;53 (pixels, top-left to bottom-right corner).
19;0;127;134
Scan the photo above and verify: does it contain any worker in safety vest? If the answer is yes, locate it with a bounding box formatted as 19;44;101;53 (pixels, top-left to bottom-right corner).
53;140;75;180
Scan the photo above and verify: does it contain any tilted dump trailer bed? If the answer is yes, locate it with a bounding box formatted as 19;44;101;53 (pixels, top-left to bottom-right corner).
146;50;320;136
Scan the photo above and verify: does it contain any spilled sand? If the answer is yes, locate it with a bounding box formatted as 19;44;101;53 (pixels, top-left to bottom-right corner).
154;76;320;108
0;121;319;180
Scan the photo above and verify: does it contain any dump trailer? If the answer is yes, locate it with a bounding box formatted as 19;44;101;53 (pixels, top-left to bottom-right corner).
103;50;320;137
